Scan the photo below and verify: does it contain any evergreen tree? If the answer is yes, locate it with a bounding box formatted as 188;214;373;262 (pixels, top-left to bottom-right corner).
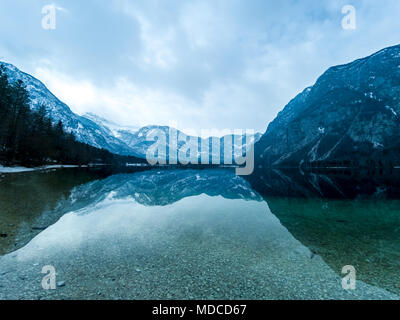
0;66;10;155
0;69;143;167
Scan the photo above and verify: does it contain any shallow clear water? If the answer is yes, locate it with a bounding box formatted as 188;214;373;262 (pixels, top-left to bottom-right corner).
0;168;399;299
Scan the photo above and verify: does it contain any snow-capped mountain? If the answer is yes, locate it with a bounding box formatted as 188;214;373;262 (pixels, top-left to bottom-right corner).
255;44;400;168
0;61;261;161
0;62;135;156
82;113;169;158
83;112;261;161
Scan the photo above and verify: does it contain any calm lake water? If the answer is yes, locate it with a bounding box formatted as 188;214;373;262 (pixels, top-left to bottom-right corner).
0;167;399;299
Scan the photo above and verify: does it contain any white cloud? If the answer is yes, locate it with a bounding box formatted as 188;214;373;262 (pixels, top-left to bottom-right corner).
2;0;400;134
32;64;264;133
33;66;203;129
55;5;69;13
35;67;96;113
179;1;236;49
133;14;177;69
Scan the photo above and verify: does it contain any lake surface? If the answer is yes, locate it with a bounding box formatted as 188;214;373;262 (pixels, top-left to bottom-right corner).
0;167;399;299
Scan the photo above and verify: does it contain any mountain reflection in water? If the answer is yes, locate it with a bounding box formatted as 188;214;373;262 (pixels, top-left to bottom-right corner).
0;167;399;299
248;168;400;296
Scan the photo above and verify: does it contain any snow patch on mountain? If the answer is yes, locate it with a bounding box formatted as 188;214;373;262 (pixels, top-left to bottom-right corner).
1;61;261;161
0;61;136;156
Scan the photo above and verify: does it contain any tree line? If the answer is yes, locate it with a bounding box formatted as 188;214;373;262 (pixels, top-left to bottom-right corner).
0;65;143;167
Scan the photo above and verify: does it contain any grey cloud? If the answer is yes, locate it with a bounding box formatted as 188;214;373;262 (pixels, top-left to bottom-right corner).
0;0;399;132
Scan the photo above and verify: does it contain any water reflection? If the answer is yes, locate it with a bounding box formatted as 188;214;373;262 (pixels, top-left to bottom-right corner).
0;167;399;299
248;168;400;296
0;167;112;255
66;168;261;208
266;197;400;296
247;167;400;199
0;168;259;255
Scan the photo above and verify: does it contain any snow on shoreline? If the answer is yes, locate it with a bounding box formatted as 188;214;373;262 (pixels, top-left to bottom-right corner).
0;164;82;174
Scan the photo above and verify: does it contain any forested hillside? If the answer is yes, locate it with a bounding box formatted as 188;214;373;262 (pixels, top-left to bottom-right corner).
0;66;143;167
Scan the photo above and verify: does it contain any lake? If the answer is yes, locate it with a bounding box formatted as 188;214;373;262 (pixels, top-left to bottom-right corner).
0;167;399;299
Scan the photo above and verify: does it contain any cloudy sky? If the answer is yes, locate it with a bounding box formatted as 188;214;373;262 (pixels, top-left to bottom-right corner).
0;0;400;133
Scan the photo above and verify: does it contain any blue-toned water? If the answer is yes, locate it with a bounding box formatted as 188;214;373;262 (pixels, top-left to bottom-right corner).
0;168;399;299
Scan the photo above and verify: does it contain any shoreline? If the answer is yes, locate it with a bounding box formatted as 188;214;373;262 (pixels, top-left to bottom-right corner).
0;164;85;174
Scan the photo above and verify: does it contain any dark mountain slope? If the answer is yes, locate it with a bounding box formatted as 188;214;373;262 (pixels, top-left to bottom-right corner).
256;44;400;168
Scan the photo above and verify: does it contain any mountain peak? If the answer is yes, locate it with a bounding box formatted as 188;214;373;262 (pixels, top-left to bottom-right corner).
0;60;262;162
256;43;400;168
83;112;116;125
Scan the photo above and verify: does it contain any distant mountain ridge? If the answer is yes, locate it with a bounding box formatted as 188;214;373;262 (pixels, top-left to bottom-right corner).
255;44;400;168
0;61;261;161
83;112;261;161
